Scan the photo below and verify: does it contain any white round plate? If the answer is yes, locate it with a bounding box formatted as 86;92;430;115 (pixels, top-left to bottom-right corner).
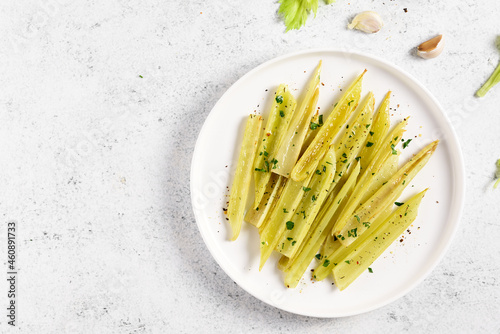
190;50;465;317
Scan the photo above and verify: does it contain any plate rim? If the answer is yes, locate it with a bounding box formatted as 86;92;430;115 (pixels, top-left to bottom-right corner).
190;48;466;318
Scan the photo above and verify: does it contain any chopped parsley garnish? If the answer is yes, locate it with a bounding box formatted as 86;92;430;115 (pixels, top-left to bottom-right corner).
348;228;358;238
326;161;333;165
315;253;322;260
337;234;345;241
369;131;374;136
368;267;373;273
366;142;374;147
283;208;289;213
263;151;268;157
286;221;294;230
318;114;323;126
342;152;347;158
402;138;412;149
323;259;331;267
315;169;322;175
354;215;360;223
275;95;283;104
355;156;361;162
291;241;297;246
279;110;285;117
365;124;371;129
303;187;311;192
310;122;319;130
363;222;371;228
300;210;306;219
394;202;404;206
345;260;351;264
139;75;143;78
312;195;317;202
287;237;293;241
254;167;267;172
348;100;354;106
270;158;278;169
391;144;398;155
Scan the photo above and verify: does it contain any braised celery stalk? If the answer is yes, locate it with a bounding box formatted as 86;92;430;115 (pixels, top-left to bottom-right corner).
227;115;263;240
291;70;366;182
357;91;391;172
495;159;500;189
273;62;322;177
278;147;336;258
332;119;407;235
253;85;297;206
301;111;320;156
259;173;313;270
244;174;284;228
282;162;360;288
335;140;438;246
331;93;374;187
333;189;428;291
313;199;394;281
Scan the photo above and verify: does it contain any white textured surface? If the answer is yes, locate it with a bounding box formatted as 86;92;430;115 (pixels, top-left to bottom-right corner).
0;0;499;333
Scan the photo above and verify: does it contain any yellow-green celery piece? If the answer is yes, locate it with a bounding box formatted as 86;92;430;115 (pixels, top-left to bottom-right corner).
332;118;408;235
282;162;360;288
291;70;366;182
278;147;336;258
227;115;263;240
313;199;394;281
259;173;313;270
336;140;438;246
358;91;391;172
273;62;322;177
253;85;297;207
332;92;375;187
332;189;428;291
476;37;500;97
300;111;320;156
244;174;284;228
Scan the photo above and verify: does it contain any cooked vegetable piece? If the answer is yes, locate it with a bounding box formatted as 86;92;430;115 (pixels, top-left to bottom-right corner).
332;119;407;234
357;91;391;172
274;62;322;177
227;115;263;240
333;189;428;290
244;174;284;228
282;162;360;288
253;85;297;206
301;111;320;156
259;173;313;269
335;140;438;246
331;93;374;187
291;70;366;181
313;199;394;281
279;147;336;258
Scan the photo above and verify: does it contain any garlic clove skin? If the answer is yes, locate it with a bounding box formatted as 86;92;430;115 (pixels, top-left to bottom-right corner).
417;34;445;59
348;11;384;34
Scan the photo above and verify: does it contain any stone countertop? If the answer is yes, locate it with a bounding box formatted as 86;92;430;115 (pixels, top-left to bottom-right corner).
0;0;499;332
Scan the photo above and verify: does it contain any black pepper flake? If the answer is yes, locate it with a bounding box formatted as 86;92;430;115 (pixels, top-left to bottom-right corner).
403;8;408;12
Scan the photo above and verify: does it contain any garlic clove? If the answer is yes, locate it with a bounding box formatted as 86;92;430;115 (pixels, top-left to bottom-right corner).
347;11;384;34
417;34;445;59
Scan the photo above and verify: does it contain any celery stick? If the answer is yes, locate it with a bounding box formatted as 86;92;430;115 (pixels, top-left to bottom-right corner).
300;111;320;156
335;140;438;246
291;70;366;182
333;189;428;291
253;85;297;206
357;91;391;172
227;115;263;240
279;147;336;258
273;62;322;177
282;162;360;288
259;173;313;270
244;174;284;228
